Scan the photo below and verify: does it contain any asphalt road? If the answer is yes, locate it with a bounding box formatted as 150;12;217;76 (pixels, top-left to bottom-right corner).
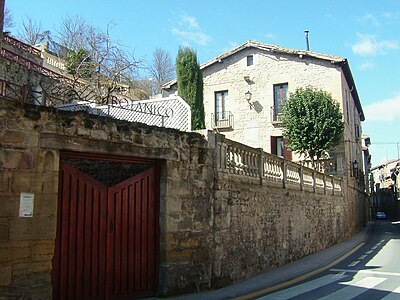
256;220;400;300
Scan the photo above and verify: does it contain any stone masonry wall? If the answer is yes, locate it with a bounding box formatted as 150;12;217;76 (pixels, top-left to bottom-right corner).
211;174;349;288
0;98;365;298
0;98;214;298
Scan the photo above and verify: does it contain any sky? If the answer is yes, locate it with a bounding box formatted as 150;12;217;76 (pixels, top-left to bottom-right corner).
5;0;400;167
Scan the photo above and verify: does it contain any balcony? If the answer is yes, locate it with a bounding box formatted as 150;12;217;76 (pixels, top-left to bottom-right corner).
211;111;234;130
271;105;283;124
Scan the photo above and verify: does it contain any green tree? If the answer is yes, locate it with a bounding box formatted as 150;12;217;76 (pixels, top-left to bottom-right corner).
282;87;344;167
176;47;205;130
65;48;93;77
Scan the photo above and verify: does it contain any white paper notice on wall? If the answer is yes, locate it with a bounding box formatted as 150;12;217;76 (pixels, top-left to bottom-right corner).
19;193;35;217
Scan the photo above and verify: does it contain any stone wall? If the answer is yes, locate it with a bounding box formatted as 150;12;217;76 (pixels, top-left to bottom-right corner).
0;98;365;298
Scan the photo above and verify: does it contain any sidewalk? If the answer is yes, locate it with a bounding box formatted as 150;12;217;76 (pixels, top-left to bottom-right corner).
153;224;371;300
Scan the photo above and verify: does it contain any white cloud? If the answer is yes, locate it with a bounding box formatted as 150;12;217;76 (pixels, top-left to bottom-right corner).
180;15;199;29
359;62;375;70
359;13;380;27
352;33;399;56
263;33;275;40
172;13;211;46
171;28;211;46
364;94;400;122
382;11;400;21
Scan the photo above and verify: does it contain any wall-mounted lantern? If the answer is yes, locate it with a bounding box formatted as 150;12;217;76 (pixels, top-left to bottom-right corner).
245;91;252;102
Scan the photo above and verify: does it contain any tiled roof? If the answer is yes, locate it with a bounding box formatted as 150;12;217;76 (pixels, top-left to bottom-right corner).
163;40;345;89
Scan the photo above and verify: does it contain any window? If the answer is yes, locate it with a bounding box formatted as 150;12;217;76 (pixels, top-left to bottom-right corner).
271;136;292;160
272;83;288;122
246;55;253;66
355;124;360;139
215;91;228;120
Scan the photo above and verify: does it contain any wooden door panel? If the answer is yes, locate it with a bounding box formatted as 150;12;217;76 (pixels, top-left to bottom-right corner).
53;162;108;300
107;167;158;298
53;162;158;300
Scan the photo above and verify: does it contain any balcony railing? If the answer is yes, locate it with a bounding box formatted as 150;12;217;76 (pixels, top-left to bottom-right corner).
212;132;343;196
3;34;41;57
271;105;283;123
211;111;234;129
0;79;69;106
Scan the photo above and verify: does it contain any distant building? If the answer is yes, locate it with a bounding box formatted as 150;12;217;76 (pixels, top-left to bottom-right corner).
370;159;400;219
362;135;372;193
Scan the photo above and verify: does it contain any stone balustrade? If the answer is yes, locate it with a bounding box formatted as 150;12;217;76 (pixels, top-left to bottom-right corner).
213;132;342;195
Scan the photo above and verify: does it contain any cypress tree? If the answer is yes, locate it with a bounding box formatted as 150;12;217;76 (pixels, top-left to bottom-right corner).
176;47;205;130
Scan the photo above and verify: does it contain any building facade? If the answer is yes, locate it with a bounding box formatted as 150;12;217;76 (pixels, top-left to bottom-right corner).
163;41;365;182
370;159;400;219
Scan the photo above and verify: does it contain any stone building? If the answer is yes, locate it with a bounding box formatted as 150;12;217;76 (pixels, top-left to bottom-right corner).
370;159;400;219
163;41;365;183
0;32;368;299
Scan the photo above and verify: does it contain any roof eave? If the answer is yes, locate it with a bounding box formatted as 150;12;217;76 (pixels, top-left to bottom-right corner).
339;60;365;121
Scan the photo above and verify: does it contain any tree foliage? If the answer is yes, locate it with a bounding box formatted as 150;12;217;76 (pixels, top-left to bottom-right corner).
57;15;89;53
282;87;344;165
176;47;205;130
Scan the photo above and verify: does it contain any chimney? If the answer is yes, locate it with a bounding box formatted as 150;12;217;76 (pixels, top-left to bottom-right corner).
304;30;310;51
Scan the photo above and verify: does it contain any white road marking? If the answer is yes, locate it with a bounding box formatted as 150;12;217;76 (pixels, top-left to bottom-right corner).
318;277;386;299
358;255;367;260
365;250;373;254
258;273;347;299
330;268;400;277
348;260;360;267
379;285;400;300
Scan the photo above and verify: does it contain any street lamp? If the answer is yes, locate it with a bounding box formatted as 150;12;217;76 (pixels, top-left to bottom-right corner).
245;91;252;102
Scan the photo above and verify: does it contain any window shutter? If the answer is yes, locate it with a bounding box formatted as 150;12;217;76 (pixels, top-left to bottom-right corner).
283;139;292;160
271;136;277;155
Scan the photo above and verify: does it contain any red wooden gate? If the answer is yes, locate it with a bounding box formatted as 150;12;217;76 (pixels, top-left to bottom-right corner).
52;162;158;300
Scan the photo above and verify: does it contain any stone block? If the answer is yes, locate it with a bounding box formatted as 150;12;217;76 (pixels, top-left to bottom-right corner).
31;172;59;194
0;194;18;217
0;223;9;241
13;262;52;278
0;150;32;170
76;127;91;136
11;171;31;192
0;266;12;286
35;193;57;217
90;129;108;140
31;240;54;262
0;131;25;144
162;249;192;263
0;241;30;265
9;216;56;240
0;171;10;192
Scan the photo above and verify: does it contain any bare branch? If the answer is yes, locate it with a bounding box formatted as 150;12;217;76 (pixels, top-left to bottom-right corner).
4;6;14;30
18;16;50;45
147;47;175;95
